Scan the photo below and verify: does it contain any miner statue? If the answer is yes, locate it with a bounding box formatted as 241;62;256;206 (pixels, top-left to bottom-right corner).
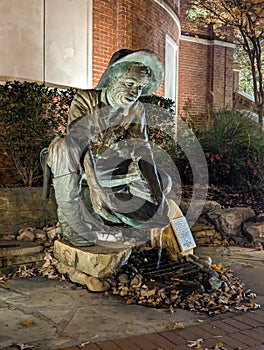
41;49;172;246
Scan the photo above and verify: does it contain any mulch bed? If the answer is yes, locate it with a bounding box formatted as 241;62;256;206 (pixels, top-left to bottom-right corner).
182;185;264;215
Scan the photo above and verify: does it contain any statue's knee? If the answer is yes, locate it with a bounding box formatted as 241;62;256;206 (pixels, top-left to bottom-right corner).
159;171;172;195
167;199;183;220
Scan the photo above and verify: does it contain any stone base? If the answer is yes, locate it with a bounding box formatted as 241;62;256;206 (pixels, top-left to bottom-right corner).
150;199;195;260
56;261;111;292
53;239;132;278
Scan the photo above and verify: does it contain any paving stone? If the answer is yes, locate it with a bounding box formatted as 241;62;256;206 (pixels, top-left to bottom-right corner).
0;307;57;348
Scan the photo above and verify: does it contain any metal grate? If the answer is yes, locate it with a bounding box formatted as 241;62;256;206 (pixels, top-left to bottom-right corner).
138;260;200;284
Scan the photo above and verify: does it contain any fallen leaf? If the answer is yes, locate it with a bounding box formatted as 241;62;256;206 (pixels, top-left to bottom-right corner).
172;322;185;329
187;338;203;348
214;341;227;350
19;319;36;327
234;305;248;312
8;305;16;310
17;344;36;350
242;263;254;268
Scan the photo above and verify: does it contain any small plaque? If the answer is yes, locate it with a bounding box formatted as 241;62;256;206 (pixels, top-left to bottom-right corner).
170;217;196;252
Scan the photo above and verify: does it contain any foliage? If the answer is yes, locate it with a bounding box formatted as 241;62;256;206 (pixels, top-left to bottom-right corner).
140;94;178;160
0;81;75;186
195;109;264;192
187;0;264;124
234;43;264;97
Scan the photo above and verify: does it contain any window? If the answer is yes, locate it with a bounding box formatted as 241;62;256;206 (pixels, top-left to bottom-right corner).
0;0;93;88
165;35;178;109
45;0;93;88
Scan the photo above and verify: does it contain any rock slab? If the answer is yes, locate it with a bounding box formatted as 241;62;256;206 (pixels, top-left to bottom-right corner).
54;240;132;278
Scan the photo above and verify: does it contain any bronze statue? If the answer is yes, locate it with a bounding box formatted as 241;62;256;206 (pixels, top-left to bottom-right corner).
42;49;171;246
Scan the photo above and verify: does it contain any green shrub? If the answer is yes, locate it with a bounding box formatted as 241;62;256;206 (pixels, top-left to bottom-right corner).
140;95;177;161
196;109;264;192
0;81;75;186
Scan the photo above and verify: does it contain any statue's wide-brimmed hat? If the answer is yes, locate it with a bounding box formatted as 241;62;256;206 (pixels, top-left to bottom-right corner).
96;49;164;95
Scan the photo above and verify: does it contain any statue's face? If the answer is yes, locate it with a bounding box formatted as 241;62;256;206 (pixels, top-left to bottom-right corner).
106;65;150;108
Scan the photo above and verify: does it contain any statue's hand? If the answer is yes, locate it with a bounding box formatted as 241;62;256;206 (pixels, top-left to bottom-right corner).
155;194;170;226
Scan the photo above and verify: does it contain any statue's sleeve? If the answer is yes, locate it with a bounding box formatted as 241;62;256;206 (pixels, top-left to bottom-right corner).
68;90;97;128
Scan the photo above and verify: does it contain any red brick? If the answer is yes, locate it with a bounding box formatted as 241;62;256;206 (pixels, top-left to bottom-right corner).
97;340;121;350
197;323;226;336
209;320;240;334
253;326;264;334
241;329;264;342
184;325;215;339
220;335;251;349
222;317;251;331
161;330;187;345
228;332;262;347
112;338;141;350
143;333;176;349
245;310;264;324
175;327;212;341
234;314;263;327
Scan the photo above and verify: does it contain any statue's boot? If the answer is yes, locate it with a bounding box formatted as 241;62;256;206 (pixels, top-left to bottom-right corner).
58;219;97;247
63;232;96;247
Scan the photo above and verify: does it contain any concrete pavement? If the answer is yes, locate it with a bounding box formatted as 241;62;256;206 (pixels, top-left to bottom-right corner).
0;246;263;350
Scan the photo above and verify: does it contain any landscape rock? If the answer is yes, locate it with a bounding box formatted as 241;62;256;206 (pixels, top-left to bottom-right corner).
191;223;222;245
207;207;255;236
54;240;132;278
17;227;35;241
180;200;222;219
85;276;110;292
35;229;47;241
56;261;110;292
244;221;264;242
199;256;213;268
45;226;61;241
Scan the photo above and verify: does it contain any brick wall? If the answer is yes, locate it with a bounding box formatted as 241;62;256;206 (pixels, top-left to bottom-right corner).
178;40;210;125
92;0;180;95
211;45;234;109
92;0;118;85
178;0;235;126
178;40;235;126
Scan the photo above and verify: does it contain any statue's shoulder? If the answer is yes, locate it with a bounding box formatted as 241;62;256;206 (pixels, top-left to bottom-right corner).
74;89;100;105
